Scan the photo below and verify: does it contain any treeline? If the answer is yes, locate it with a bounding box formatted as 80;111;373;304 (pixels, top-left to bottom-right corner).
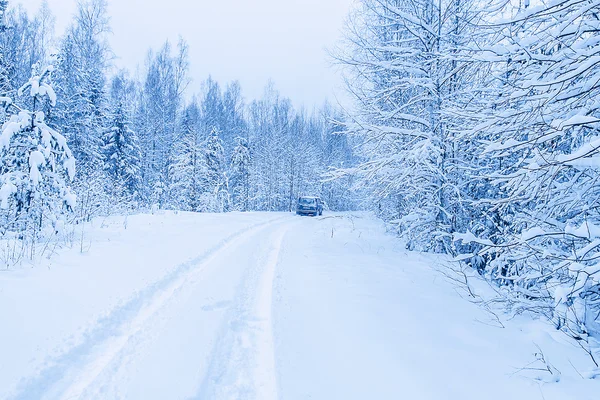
338;0;600;344
0;0;357;229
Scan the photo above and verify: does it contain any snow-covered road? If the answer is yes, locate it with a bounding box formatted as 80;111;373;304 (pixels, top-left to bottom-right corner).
1;212;598;399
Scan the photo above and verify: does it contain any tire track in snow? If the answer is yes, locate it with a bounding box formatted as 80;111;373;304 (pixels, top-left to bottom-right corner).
252;224;286;400
8;215;289;400
192;224;289;400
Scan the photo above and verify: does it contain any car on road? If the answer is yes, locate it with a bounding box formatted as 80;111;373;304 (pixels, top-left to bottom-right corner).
296;196;323;216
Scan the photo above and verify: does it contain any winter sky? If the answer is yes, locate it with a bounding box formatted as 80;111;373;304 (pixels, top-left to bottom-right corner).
14;0;355;108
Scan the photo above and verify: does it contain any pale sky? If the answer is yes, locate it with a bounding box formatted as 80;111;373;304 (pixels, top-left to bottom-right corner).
13;0;354;108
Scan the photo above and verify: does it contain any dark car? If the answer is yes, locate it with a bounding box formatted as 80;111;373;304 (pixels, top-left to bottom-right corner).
296;196;323;216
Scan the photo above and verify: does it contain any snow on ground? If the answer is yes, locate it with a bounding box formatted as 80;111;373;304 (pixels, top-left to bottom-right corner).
0;211;598;399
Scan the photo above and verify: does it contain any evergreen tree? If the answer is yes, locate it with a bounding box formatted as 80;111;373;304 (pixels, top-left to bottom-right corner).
0;64;75;237
169;101;205;211
103;73;141;199
50;0;111;221
0;1;7;28
203;127;228;212
52;1;109;170
229;136;250;212
0;0;10;98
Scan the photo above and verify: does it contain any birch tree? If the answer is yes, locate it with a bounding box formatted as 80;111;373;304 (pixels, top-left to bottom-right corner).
337;0;480;252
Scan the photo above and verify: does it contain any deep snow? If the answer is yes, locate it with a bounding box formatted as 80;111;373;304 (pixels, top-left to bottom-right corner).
0;211;598;399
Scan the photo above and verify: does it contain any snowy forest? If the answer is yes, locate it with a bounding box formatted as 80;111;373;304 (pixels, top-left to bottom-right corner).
0;0;357;246
2;0;600;368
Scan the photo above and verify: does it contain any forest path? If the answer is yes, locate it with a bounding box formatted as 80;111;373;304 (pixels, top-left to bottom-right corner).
6;213;291;400
2;212;598;399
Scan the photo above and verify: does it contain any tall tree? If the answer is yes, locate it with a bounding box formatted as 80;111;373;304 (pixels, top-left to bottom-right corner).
248;83;293;211
0;0;11;98
137;38;189;206
203;127;228;212
52;0;109;166
169;101;205;211
229;136;250;212
221;80;246;158
103;72;141;200
336;0;480;252
50;0;111;221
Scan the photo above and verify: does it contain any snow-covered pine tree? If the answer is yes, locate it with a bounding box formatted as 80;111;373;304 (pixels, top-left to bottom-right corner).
0;1;11;128
169;101;206;211
229;136;251;212
52;0;108;169
0;1;7;27
0;64;75;244
51;0;111;221
103;73;141;202
0;0;10;97
203;127;229;212
149;179;165;213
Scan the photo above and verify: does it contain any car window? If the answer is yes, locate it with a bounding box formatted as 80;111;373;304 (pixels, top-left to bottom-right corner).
298;197;316;206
